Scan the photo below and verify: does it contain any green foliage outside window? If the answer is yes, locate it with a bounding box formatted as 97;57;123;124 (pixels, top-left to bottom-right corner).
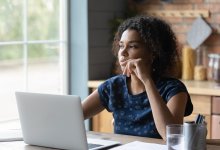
0;0;59;61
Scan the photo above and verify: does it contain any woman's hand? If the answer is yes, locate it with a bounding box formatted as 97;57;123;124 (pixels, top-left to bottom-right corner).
121;58;151;82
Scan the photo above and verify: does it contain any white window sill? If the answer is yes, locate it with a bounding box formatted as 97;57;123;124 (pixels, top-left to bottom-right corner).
0;119;21;130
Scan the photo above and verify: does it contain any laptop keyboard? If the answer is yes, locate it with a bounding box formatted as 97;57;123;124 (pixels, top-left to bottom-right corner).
88;143;103;149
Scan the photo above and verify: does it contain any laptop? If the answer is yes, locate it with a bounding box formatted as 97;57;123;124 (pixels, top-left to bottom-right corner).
15;92;120;150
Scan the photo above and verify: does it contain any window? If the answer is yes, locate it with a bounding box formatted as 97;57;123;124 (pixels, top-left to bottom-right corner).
0;0;68;129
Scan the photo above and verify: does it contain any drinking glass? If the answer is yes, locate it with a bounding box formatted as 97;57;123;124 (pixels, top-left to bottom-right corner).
213;54;220;86
166;124;184;150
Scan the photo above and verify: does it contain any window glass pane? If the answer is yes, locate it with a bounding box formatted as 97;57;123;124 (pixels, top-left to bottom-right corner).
0;45;24;122
0;0;67;130
27;44;61;93
0;0;23;41
28;0;60;40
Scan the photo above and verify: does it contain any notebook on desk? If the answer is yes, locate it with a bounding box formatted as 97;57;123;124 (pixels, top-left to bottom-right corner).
15;92;120;150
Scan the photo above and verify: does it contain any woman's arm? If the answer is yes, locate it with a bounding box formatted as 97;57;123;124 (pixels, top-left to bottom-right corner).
143;78;187;140
124;58;188;140
82;89;105;120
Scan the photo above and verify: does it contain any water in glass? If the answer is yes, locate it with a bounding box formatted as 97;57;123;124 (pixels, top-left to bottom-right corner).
167;134;184;150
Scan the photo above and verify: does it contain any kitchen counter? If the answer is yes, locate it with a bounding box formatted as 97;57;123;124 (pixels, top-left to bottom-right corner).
88;80;220;96
182;80;220;96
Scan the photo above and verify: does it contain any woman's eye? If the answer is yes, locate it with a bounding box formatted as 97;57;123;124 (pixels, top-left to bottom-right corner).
118;44;138;49
129;45;137;49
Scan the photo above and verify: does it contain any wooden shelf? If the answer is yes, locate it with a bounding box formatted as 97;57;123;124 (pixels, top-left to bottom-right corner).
142;10;210;18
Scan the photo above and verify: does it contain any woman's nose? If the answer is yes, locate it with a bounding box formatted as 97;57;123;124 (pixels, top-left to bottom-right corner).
120;46;128;56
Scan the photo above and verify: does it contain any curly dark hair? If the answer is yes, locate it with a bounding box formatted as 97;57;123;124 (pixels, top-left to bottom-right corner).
112;15;180;78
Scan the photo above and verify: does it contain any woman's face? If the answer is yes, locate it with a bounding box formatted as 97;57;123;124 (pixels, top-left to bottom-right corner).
118;29;152;72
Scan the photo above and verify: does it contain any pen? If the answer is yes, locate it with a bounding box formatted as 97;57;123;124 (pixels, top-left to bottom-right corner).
195;114;201;124
195;114;205;124
198;115;203;124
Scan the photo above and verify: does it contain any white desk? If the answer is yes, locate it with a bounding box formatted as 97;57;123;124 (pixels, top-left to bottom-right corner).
0;131;220;150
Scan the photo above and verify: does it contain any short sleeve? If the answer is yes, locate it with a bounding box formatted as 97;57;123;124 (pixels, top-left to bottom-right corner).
165;80;188;100
97;75;126;112
159;79;193;116
97;80;112;112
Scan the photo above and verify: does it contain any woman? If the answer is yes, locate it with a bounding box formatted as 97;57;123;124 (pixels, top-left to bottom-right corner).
82;15;193;140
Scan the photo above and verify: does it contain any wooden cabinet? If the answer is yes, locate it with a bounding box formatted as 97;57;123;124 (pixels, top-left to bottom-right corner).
92;109;113;133
212;96;220;114
211;97;220;139
212;115;220;139
189;95;211;115
88;80;220;139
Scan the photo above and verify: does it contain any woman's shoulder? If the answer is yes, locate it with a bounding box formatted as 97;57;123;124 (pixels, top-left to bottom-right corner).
104;74;126;85
158;77;185;87
156;77;188;92
98;75;126;90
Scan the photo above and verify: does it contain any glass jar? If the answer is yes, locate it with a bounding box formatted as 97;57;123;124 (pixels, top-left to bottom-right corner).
195;46;208;66
194;46;207;81
213;54;220;84
207;54;216;81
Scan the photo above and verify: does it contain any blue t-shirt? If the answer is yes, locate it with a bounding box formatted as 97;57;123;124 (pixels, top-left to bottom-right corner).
98;75;193;138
